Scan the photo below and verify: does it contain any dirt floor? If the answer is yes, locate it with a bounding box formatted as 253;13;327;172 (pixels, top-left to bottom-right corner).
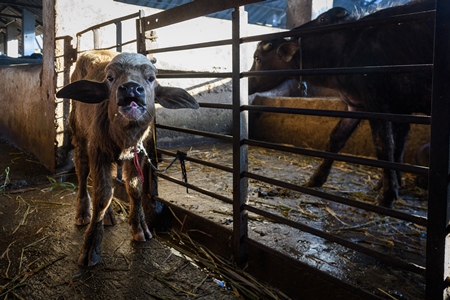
0;138;431;299
0;139;275;300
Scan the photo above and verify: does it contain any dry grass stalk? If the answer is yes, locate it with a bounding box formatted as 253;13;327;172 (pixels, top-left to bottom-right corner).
160;226;290;300
0;255;65;298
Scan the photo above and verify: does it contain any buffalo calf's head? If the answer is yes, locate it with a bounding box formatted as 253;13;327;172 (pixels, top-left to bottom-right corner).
56;52;199;124
105;54;157;121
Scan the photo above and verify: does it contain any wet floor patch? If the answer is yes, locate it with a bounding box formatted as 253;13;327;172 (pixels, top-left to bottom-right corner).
157;143;428;299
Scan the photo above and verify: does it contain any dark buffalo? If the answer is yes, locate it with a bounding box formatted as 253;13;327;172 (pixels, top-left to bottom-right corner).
56;51;198;266
248;0;435;207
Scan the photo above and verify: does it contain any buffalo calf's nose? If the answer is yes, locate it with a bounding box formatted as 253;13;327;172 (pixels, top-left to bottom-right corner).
118;82;145;97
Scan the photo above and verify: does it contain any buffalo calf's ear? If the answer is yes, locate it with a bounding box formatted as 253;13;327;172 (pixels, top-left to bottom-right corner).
155;85;199;109
56;80;110;104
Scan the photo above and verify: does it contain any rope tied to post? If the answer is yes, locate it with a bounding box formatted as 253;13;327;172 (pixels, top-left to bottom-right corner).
134;142;189;193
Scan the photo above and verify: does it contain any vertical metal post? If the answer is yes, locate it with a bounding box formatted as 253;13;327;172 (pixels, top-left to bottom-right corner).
21;8;35;56
93;28;99;50
426;0;450;298
232;6;249;266
136;10;146;55
116;21;122;52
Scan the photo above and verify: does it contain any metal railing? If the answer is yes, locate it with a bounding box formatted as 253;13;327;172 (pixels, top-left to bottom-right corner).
144;2;446;299
73;1;449;298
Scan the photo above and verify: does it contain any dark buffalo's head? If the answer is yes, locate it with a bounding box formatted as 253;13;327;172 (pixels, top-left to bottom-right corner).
248;7;351;95
248;39;299;95
297;7;352;29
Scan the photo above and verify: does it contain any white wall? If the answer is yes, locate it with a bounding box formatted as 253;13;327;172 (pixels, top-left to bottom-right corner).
54;0;283;148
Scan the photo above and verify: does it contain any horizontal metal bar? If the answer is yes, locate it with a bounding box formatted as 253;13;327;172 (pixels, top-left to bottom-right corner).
84;39;137;52
157;72;232;79
241;10;435;44
244;204;426;275
157;148;233;173
141;0;263;31
244;105;431;125
147;39;232;54
158;66;431;80
76;12;140;36
156;173;233;204
199;103;233;109
245;139;429;176
156;124;233;142
242;64;433;78
244;171;427;226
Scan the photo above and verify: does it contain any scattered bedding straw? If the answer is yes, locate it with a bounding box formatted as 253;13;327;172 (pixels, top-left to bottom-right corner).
157;209;290;300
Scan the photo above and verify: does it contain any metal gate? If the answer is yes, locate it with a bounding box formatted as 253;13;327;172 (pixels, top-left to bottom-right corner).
73;0;450;298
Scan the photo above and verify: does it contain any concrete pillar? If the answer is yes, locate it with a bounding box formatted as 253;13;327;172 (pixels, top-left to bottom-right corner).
6;22;18;57
22;8;35;56
286;0;312;29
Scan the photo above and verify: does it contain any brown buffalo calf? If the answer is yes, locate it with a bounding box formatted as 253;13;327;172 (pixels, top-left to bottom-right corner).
57;51;198;266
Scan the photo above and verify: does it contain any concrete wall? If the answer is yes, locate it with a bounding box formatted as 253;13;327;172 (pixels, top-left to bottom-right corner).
0;0;57;172
0;63;57;170
250;96;430;164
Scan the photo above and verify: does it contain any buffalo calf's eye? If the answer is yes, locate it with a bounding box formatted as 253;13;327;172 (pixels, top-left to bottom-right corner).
148;76;155;83
107;75;114;82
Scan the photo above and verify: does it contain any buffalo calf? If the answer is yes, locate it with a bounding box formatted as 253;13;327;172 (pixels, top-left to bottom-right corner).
57;51;198;266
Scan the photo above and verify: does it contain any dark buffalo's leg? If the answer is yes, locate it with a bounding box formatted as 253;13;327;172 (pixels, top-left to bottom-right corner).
78;150;114;266
392;122;410;186
373;122;410;191
123;156;152;242
306;116;361;187
369;119;398;208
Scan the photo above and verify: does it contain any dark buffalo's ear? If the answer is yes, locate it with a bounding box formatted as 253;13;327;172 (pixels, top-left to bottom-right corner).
333;7;349;19
155;84;199;109
277;42;300;62
56;80;110;103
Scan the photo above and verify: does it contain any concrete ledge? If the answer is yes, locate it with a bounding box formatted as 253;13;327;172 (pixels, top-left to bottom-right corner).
249;96;430;165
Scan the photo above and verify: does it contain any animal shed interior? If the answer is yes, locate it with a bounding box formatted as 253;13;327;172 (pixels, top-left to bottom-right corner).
1;0;449;299
0;138;433;299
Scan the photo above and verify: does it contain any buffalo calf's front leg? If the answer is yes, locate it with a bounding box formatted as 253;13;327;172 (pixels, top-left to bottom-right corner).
78;159;114;266
78;220;103;266
124;160;152;241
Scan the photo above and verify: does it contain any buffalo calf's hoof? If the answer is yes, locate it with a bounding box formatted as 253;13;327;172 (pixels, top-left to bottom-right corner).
78;221;103;267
